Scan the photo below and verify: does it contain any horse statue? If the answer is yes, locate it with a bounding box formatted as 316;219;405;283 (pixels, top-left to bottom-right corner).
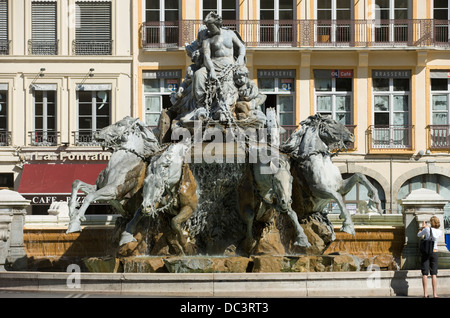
118;141;198;254
282;114;383;236
239;144;311;253
66;117;160;234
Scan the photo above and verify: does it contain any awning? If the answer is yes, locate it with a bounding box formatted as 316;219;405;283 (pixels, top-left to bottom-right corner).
18;163;106;195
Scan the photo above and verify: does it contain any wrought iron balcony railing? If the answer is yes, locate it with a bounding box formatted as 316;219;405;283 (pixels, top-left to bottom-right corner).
0;131;11;146
28;40;59;55
29;131;60;146
73;40;113;55
0;40;9;55
427;125;450;149
142;19;450;49
368;125;414;150
72;130;103;146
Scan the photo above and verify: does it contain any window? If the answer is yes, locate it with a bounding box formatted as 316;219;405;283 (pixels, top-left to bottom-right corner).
0;173;13;188
0;85;8;146
74;1;112;55
372;70;411;149
316;0;352;44
202;0;237;20
33;88;57;146
142;70;181;127
398;174;450;214
374;0;410;44
314;70;353;125
257;69;296;137
259;0;294;44
30;1;57;55
429;71;450;148
0;0;8;55
77;86;111;145
433;0;450;43
144;0;179;47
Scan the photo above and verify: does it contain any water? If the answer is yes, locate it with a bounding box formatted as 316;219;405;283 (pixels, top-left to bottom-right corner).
186;162;247;254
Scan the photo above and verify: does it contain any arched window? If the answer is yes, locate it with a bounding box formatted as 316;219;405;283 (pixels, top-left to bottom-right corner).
326;174;386;214
398;174;450;219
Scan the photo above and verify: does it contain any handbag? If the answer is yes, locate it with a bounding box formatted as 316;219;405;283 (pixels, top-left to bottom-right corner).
420;227;434;256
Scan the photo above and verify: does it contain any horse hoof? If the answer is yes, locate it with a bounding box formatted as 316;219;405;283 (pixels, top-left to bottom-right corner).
294;236;311;248
66;220;82;234
340;224;355;236
119;231;137;246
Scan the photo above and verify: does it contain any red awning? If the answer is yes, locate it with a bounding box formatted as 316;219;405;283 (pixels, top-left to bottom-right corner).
18;164;106;194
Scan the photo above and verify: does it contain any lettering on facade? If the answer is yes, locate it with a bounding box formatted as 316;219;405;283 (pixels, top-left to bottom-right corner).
24;194;102;205
314;69;354;78
29;152;111;162
372;70;411;78
257;69;296;78
143;70;182;79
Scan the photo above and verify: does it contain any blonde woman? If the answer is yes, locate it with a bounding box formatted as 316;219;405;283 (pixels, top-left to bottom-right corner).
417;216;443;298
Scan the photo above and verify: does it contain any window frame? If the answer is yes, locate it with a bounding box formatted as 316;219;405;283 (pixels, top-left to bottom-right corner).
77;89;111;136
201;0;238;21
74;0;112;55
143;77;180;127
371;71;412;149
257;72;296;127
30;0;58;55
32;89;57;146
314;74;353;126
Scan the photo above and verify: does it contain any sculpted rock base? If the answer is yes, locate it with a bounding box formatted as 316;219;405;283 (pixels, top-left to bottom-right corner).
77;253;399;273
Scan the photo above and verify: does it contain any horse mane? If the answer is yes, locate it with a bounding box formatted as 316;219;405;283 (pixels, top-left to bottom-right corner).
133;119;161;157
280;114;329;158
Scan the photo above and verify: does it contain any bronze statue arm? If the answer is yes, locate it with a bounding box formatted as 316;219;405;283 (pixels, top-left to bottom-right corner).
202;40;217;81
232;32;246;66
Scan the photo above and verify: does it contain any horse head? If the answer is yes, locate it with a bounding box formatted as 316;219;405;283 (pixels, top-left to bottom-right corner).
281;114;354;158
315;114;354;152
95;116;160;156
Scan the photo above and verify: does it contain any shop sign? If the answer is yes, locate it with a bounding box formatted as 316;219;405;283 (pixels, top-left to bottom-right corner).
166;79;179;92
257;69;296;78
280;78;293;91
143;70;182;79
28;152;111;162
372;70;411;79
331;69;353;78
23;194;102;205
314;69;353;78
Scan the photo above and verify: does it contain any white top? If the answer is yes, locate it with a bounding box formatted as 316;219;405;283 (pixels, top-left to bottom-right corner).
417;226;443;250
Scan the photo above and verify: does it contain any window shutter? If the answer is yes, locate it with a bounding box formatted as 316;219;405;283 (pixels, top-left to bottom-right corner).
32;1;57;42
0;0;8;54
76;1;111;42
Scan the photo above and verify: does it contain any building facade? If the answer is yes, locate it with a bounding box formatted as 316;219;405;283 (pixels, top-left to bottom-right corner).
1;0;450;224
137;0;450;221
0;0;134;214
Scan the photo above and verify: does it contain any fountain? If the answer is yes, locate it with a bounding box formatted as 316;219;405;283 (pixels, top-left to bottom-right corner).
15;12;402;274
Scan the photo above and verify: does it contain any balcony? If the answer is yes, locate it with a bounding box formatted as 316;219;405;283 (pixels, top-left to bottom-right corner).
280;125;298;143
0;131;11;146
29;131;60;147
427;125;450;150
28;40;59;55
368;125;414;150
72;131;103;147
142;19;450;49
73;40;113;55
0;40;9;55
